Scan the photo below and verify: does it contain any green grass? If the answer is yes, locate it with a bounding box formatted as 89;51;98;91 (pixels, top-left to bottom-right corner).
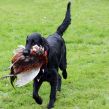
0;0;109;109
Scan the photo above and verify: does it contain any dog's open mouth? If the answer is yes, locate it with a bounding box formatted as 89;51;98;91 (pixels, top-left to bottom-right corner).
7;45;48;87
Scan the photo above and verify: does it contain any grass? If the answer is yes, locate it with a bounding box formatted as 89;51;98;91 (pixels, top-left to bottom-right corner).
0;0;109;109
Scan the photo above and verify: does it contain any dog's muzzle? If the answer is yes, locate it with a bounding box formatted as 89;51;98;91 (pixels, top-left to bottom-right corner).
23;49;30;56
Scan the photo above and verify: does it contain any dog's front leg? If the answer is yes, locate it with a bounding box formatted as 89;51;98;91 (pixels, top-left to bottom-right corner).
47;82;57;109
47;69;57;109
33;78;43;105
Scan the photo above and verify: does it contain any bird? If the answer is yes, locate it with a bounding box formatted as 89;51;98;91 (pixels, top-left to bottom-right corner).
1;44;48;87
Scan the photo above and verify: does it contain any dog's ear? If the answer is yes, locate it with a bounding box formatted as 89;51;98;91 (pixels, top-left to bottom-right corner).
26;35;29;40
26;36;29;44
41;37;49;51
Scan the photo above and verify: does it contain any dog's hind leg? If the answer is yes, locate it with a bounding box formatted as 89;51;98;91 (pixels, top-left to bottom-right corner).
62;69;67;79
33;78;43;105
60;60;67;79
59;45;67;79
57;74;62;91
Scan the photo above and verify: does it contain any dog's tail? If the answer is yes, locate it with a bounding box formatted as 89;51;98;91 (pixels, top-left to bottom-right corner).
56;2;71;36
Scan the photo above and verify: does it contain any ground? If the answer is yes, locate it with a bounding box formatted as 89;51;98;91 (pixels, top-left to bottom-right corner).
0;0;109;109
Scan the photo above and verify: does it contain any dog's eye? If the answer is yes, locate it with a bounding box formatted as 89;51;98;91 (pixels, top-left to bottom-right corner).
32;40;35;45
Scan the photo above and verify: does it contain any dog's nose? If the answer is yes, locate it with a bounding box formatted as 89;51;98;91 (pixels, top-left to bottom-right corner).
23;49;30;56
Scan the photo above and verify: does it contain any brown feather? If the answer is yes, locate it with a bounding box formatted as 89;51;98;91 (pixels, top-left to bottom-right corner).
10;45;48;86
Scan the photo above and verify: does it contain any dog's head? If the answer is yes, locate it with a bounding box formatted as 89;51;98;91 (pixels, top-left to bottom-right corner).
23;33;48;56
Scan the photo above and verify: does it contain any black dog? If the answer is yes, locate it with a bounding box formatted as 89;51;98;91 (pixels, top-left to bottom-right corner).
23;2;71;109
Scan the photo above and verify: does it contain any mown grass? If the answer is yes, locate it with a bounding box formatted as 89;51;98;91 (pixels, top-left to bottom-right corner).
0;0;109;109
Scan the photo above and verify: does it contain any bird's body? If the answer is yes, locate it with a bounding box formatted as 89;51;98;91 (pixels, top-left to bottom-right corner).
10;45;47;87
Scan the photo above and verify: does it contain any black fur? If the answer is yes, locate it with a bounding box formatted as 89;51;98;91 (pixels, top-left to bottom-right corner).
23;2;71;109
56;2;71;36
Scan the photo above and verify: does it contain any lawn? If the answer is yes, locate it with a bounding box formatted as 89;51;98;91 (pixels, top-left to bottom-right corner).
0;0;109;109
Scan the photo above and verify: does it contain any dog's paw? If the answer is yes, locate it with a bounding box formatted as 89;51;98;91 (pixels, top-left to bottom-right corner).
47;103;54;109
47;98;56;109
62;71;67;79
47;99;56;109
33;95;43;105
